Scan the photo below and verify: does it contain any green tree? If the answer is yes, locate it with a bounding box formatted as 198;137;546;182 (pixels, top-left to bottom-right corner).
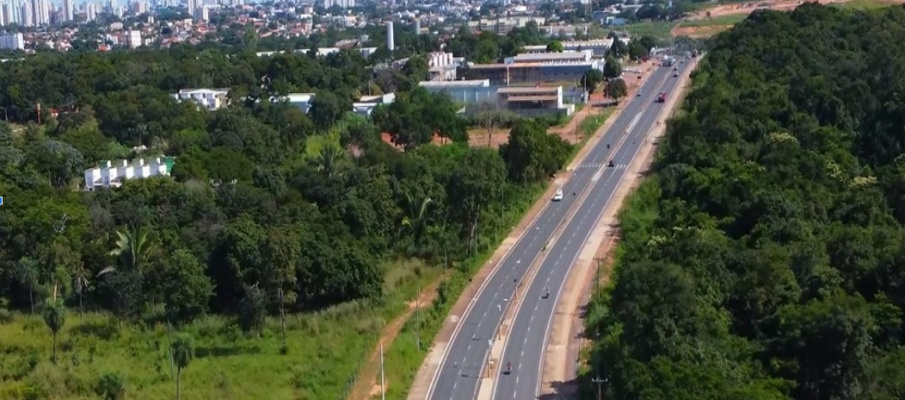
499;119;571;184
171;333;195;400
604;78;628;101
95;372;126;400
582;69;605;93
602;56;622;80
546;40;565;52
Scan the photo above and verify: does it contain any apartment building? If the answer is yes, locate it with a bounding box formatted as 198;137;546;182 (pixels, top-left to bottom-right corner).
172;88;230;111
0;32;24;50
84;157;175;190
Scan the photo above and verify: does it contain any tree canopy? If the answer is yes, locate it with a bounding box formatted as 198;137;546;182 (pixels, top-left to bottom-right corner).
585;4;905;400
0;40;572;335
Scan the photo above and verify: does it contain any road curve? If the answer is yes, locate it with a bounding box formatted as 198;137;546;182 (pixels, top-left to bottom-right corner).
424;62;682;400
493;60;694;400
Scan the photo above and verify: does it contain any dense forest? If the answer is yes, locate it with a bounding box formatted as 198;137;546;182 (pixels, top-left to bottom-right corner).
584;4;905;400
0;30;572;333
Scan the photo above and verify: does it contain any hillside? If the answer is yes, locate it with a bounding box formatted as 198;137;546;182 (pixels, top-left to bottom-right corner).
585;4;905;400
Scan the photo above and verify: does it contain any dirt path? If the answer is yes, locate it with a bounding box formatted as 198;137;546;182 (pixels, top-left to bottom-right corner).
348;279;442;400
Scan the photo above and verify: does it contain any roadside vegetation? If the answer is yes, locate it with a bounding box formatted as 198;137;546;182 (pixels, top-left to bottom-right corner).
583;4;905;399
0;24;581;399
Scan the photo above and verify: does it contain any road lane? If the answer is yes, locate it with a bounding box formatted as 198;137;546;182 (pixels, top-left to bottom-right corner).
492;61;692;400
425;64;675;400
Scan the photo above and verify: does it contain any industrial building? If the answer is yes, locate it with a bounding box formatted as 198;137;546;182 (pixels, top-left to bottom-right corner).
458;60;603;85
522;39;617;57
418;80;574;117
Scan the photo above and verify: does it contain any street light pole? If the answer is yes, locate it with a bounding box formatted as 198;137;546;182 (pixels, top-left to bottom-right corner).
591;377;608;400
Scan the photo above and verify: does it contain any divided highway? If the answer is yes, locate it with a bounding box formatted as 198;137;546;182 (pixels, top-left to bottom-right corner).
424;60;688;400
492;60;694;400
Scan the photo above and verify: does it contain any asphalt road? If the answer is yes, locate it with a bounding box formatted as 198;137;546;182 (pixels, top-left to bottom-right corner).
493;60;694;400
424;61;689;400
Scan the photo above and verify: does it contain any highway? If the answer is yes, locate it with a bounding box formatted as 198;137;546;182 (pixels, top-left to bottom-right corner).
423;60;689;400
493;60;694;400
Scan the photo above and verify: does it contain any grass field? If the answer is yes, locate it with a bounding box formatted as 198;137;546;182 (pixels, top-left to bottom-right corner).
580;107;616;138
834;0;899;9
680;14;749;27
0;260;441;400
617;21;679;40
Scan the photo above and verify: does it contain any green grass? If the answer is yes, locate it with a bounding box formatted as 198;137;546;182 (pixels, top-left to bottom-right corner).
834;0;895;9
579;107;616;138
617;21;680;40
680;14;749;27
0;260;441;400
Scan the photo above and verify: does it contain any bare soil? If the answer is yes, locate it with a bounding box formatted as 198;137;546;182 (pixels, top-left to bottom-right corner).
670;0;902;37
348;280;442;400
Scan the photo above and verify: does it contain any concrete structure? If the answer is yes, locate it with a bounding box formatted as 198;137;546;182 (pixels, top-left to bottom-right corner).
467;16;546;35
505;50;593;64
353;93;395;117
323;0;354;7
419;80;573;117
84;157;175;190
387;21;395;52
0;33;24;50
459;59;604;85
427;51;463;81
172;88;229;111
62;0;72;21
414;17;421;35
522;39;622;57
256;47;378;59
126;30;141;48
494;86;574;117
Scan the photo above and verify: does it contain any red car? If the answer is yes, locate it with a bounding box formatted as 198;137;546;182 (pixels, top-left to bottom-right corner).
657;92;667;103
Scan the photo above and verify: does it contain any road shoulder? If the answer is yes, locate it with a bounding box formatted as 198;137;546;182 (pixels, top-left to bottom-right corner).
539;56;700;398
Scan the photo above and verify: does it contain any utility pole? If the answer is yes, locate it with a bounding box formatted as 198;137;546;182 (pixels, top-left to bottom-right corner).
415;286;421;351
591;377;608;400
594;257;605;293
380;342;386;400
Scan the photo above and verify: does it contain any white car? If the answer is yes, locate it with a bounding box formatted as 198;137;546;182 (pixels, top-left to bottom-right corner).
552;188;564;201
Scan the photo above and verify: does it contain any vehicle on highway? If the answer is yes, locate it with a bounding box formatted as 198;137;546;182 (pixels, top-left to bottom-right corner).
506;362;512;375
608;160;615;167
657;92;667;103
552;188;564;201
636;90;642;97
674;72;679;77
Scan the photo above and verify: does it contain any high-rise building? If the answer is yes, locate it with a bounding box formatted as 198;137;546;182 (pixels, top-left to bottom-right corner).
414;17;420;35
387;21;394;51
85;2;99;21
62;0;73;21
323;0;354;8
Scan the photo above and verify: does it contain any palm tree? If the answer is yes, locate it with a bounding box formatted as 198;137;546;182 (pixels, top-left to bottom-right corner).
171;333;194;400
72;265;90;325
42;285;66;363
16;258;40;314
401;194;433;251
99;227;157;320
101;227;156;276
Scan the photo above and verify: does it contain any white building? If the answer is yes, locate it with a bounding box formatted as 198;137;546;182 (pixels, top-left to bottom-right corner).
126;29;142;48
353;93;395;117
0;33;25;50
172;88;230;111
323;0;354;7
84;157;175;190
272;93;315;114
